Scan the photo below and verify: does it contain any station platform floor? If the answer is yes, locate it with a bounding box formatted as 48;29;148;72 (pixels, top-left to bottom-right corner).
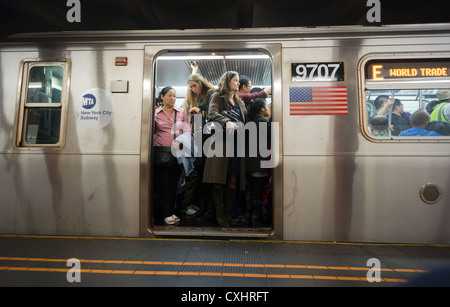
1;235;450;291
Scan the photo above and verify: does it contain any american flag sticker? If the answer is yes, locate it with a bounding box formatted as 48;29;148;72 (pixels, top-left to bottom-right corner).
289;86;348;116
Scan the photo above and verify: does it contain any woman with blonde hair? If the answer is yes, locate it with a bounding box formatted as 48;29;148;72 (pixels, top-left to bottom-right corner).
182;73;215;120
180;69;216;219
203;71;247;226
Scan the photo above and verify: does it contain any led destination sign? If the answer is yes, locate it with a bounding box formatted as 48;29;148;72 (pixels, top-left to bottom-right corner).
367;59;450;80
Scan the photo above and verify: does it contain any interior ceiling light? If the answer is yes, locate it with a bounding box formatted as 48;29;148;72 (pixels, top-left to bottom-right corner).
157;55;270;60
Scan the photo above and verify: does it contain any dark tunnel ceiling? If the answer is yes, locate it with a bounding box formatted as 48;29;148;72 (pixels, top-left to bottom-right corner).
0;0;449;40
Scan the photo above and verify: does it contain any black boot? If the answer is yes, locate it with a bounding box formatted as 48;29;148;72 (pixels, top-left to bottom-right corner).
224;187;236;226
212;188;228;227
245;192;253;226
196;185;214;223
251;199;263;227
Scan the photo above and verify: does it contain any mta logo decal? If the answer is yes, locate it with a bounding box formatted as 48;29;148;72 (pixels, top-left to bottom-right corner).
82;94;96;109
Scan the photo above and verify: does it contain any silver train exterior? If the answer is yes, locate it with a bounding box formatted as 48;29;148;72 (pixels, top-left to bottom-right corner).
1;24;449;243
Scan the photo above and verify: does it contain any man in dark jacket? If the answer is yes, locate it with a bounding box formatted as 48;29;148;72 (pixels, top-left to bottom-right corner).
390;99;411;136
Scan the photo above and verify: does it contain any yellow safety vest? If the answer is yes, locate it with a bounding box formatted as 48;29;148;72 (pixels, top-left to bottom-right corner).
430;102;449;123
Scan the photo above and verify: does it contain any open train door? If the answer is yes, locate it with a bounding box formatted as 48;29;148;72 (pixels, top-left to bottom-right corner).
140;42;283;239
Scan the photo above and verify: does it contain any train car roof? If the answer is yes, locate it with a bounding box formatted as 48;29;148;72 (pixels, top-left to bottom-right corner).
3;23;450;45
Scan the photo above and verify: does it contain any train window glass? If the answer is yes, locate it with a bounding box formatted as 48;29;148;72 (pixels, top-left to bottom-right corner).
26;66;63;104
24;108;62;144
363;58;450;139
17;62;69;147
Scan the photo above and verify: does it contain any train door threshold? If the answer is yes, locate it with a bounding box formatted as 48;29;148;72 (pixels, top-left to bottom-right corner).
151;227;273;238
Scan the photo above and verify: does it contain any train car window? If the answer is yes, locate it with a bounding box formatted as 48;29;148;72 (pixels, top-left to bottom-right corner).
362;58;450;140
16;62;69;147
152;50;273;230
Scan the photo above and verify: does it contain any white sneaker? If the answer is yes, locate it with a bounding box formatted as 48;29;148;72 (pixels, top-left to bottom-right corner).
172;214;180;222
164;216;176;225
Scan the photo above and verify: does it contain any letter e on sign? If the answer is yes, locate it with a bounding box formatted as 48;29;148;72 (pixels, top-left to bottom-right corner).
372;65;384;80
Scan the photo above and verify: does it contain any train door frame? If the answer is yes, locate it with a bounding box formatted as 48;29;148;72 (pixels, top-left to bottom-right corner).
140;42;283;239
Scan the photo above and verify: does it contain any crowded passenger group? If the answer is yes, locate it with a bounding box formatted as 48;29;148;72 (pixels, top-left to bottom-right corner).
153;64;273;227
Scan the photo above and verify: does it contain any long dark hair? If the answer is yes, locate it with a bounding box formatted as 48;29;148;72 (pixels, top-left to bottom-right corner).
216;71;242;104
248;98;267;121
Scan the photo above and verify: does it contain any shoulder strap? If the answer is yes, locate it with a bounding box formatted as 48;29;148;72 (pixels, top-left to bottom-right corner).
173;109;177;140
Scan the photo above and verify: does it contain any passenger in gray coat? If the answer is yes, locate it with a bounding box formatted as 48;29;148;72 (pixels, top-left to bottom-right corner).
203;71;247;227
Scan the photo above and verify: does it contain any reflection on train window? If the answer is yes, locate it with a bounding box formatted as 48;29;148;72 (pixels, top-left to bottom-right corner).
363;57;450;139
17;63;69;147
27;66;63;104
24;108;61;144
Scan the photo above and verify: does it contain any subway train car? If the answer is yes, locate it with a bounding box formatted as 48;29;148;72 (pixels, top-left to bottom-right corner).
0;24;449;243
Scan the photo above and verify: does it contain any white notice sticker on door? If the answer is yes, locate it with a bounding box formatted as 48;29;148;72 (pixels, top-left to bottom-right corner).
76;88;115;130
